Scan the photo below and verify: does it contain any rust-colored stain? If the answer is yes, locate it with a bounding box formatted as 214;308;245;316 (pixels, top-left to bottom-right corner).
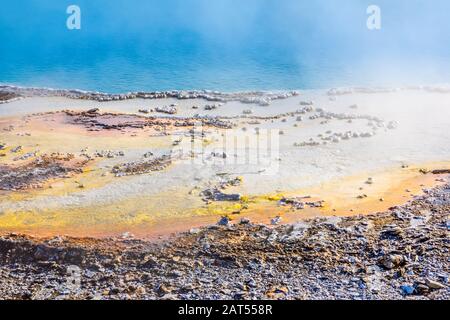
1;110;449;240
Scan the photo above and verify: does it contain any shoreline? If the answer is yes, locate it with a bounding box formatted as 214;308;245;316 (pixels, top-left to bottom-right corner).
0;83;449;300
0;84;301;106
2;83;450;106
0;163;448;241
0;177;448;300
1;87;450;240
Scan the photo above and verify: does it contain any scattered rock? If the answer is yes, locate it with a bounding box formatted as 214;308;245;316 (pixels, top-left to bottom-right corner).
271;216;282;225
380;254;405;270
218;216;230;226
432;169;450;175
86;108;99;114
11;146;22;153
400;285;415;295
112;155;172;176
155;106;177;115
239;218;251;225
0;169;448;300
425;279;446;290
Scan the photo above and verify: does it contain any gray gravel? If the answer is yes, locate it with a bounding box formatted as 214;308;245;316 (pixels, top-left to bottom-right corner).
0;178;448;300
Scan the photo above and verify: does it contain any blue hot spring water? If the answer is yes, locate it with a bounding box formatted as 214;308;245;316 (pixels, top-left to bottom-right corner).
1;0;450;93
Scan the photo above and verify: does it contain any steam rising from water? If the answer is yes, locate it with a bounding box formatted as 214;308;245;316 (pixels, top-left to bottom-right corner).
1;0;450;91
